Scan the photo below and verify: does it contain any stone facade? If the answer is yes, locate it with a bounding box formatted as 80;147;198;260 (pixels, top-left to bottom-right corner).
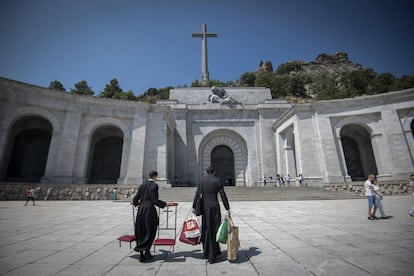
0;77;413;188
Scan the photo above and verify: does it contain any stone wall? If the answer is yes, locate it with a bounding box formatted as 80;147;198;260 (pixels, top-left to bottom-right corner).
0;183;137;200
324;181;410;197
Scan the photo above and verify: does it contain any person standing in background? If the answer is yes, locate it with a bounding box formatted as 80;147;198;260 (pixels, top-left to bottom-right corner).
365;174;379;220
24;187;35;206
409;174;414;217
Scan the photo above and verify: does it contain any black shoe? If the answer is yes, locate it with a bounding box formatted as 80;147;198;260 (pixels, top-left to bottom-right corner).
133;247;140;252
208;258;215;264
139;251;146;263
144;251;154;259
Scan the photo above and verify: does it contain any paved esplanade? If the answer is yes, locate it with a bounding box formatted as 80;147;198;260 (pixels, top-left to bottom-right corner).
0;197;413;275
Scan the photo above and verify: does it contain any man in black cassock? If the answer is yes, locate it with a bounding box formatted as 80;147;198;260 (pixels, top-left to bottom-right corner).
132;170;167;262
192;166;231;264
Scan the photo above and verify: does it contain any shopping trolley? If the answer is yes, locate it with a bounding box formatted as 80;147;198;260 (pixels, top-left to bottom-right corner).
153;202;178;253
117;205;136;249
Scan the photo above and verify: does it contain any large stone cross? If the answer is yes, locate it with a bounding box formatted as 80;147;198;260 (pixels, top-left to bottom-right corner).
192;24;217;85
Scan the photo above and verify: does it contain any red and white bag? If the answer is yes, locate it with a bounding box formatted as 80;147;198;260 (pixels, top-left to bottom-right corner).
183;215;201;239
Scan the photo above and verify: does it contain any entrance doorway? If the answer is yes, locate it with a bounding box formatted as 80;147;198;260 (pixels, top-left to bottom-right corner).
211;145;235;186
340;124;378;181
88;126;123;184
5;116;52;182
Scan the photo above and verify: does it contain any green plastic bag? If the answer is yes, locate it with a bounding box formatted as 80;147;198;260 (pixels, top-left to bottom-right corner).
216;216;228;244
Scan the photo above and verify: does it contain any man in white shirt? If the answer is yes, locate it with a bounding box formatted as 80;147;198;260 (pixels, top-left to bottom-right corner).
365;174;379;220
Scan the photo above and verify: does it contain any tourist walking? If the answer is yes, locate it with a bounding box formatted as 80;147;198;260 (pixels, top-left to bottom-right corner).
297;174;304;187
285;174;291;186
132;171;167;262
409;174;414;217
371;177;391;219
192;166;231;264
24;187;35;206
365;174;379;220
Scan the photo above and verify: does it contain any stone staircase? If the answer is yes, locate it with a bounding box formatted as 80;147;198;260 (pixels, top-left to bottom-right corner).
156;186;362;202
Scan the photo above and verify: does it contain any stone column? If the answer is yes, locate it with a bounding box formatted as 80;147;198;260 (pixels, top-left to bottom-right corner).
336;136;352;182
0;125;10;179
294;112;323;181
285;146;297;184
47;111;82;183
374;110;413;180
316;115;346;183
143;111;170;187
41;130;61;183
123;112;148;185
173;109;188;185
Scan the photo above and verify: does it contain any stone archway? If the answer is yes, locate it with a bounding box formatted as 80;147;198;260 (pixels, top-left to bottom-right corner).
4;116;53;182
340;124;378;181
199;130;247;186
87;126;124;184
211;145;235;186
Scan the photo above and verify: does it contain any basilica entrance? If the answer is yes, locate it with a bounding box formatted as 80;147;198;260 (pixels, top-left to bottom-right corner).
340;124;378;181
5;116;52;182
211;145;235;186
87;126;123;184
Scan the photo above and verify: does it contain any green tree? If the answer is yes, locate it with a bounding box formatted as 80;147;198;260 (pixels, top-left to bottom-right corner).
369;73;395;93
158;87;172;99
275;61;303;75
120;90;136;101
70;80;94;95
240;72;256;86
100;79;123;99
391;75;414;90
49;80;65;91
191;79;202;87
341;68;376;95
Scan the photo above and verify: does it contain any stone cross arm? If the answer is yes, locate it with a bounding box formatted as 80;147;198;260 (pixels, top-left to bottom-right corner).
191;33;218;38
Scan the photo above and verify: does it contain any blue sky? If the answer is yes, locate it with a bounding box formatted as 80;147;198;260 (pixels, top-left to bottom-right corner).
1;0;413;95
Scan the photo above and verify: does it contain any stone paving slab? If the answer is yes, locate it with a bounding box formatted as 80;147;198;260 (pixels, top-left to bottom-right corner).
0;196;413;275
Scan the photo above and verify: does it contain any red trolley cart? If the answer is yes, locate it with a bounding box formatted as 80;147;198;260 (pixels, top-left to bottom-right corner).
153;202;178;253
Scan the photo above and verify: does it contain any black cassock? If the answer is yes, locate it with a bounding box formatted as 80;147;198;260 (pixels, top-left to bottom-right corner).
133;180;166;251
192;175;230;262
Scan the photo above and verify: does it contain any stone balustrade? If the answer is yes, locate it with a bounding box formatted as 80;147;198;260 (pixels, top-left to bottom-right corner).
324;181;410;196
0;183;138;201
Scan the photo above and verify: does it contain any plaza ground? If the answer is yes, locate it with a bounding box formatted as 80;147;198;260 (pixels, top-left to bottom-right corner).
0;195;413;275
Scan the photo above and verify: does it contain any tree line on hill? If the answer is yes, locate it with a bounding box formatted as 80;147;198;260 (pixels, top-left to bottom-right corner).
48;54;414;103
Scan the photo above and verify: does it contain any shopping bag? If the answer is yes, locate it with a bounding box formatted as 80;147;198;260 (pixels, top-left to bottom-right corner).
183;216;201;238
227;216;240;261
179;221;201;245
216;215;228;244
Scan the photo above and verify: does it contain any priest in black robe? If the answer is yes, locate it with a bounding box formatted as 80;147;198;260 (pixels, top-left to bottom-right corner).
192;166;231;264
132;170;167;262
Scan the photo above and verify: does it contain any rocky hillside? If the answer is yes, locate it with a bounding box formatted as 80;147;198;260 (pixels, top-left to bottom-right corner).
249;51;414;100
296;52;362;77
